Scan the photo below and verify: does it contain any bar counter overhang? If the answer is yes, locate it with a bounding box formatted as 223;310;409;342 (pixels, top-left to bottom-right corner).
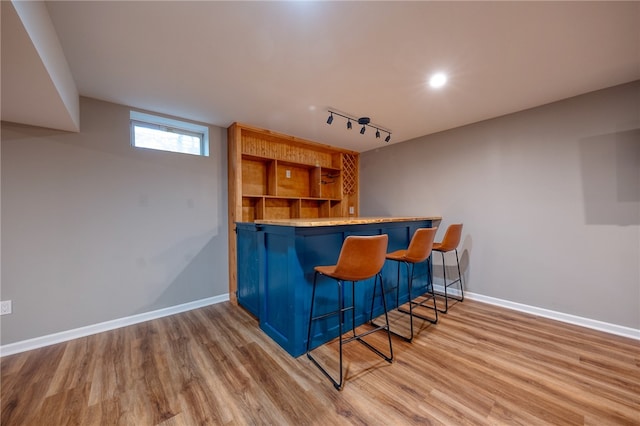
235;216;441;357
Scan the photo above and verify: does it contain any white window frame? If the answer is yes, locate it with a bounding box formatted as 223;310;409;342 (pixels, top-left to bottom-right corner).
130;110;209;157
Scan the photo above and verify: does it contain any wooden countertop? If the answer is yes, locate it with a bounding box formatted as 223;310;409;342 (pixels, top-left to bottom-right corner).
253;216;442;227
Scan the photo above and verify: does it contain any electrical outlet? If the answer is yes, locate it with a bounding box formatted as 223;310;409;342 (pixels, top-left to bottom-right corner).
285;169;291;179
349;206;355;215
1;300;12;315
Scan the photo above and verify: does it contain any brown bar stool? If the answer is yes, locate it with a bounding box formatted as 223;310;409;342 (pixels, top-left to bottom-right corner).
433;224;464;313
383;227;438;342
306;234;393;390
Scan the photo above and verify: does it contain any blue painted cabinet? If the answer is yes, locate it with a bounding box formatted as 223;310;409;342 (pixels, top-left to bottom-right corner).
236;218;435;357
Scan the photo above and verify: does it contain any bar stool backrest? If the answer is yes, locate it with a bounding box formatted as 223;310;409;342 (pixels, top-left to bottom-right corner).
436;224;463;252
404;227;438;263
331;234;389;282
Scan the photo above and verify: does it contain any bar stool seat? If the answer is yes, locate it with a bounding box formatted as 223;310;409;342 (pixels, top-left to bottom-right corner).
433;224;464;313
382;227;438;342
306;234;393;390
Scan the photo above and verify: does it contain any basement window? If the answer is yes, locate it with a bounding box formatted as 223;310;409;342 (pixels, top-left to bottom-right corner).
130;111;209;156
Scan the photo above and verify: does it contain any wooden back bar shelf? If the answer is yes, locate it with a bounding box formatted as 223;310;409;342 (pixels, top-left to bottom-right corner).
228;122;360;302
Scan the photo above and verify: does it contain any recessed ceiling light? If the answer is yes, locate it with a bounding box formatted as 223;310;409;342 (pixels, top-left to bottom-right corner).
429;72;447;89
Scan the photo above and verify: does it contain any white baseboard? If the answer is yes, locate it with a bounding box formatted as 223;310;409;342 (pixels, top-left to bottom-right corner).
3;289;638;357
0;294;229;357
464;291;640;341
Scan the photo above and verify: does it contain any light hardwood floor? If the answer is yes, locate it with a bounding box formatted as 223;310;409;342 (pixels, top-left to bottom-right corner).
1;299;638;425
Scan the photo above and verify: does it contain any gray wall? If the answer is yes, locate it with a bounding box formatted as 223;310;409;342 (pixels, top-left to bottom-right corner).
1;97;229;345
361;81;639;329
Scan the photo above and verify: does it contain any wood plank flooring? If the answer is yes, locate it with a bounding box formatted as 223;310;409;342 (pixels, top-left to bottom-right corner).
1;299;639;425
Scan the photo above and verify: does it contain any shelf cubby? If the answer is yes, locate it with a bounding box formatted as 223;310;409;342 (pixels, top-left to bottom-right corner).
241;196;264;222
276;161;314;198
264;197;299;220
299;199;326;219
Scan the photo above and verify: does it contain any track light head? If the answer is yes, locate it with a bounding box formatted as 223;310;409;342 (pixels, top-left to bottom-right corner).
385;134;391;143
347;120;352;129
326;113;333;125
360;126;366;134
376;129;381;138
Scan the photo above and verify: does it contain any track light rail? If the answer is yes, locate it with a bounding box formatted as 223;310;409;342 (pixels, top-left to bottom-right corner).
326;109;392;143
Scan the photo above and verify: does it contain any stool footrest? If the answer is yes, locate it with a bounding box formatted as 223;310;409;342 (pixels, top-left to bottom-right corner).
443;277;462;287
310;305;354;322
433;292;463;301
342;323;389;345
397;307;437;324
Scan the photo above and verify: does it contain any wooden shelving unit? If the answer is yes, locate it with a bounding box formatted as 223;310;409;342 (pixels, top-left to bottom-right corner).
228;122;359;302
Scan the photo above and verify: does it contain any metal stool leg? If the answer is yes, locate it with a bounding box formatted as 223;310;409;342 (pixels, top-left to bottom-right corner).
379;273;394;362
455;249;464;301
439;251;449;313
381;260;438;341
436;249;464;313
428;259;439;318
306;271;319;353
306;272;346;390
391;262;414;341
372;261;411;341
395;261;401;309
356;274;393;362
407;263;414;340
336;280;344;389
397;262;438;332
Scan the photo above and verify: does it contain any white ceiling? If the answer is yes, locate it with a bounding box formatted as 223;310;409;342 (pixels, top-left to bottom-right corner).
4;1;640;152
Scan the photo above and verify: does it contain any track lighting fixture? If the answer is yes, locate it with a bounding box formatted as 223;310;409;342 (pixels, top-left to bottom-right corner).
325;109;392;143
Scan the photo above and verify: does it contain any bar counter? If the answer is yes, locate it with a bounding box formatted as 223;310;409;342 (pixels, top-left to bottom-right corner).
235;216;441;357
254;216;440;227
